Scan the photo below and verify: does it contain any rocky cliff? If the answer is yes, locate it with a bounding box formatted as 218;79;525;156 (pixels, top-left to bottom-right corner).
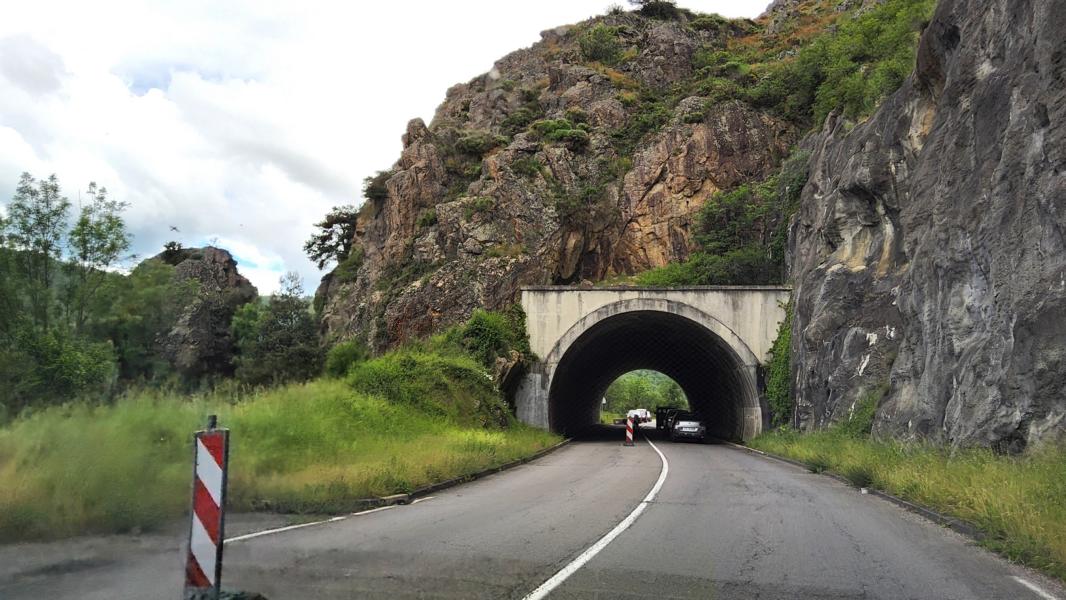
316;9;796;348
789;0;1065;450
158;246;258;377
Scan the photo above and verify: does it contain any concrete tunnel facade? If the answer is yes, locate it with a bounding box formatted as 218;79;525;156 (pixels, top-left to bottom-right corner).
513;287;791;441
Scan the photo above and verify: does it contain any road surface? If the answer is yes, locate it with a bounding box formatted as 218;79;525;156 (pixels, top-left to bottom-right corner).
2;433;1062;599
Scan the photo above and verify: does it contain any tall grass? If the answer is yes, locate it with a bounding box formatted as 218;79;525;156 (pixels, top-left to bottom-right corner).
751;430;1066;580
0;380;559;542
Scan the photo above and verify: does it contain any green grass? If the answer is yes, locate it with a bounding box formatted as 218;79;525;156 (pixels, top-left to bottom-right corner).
0;379;559;542
751;430;1066;581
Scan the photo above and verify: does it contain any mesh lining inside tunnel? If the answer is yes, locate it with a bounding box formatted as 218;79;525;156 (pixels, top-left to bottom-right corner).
548;310;757;439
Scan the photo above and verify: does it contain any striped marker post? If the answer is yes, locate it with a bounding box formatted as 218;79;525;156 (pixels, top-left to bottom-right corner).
624;417;635;446
184;415;229;600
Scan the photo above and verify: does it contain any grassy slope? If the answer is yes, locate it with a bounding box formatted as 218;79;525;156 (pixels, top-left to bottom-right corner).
0;379;558;542
751;430;1066;580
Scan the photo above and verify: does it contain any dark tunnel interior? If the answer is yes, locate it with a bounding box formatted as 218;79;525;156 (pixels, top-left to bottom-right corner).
548;310;758;440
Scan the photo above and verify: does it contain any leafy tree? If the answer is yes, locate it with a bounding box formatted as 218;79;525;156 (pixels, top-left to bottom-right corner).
96;259;197;381
303;205;358;269
604;370;688;414
628;0;679;19
232;272;323;385
65;182;131;333
5;173;70;329
0;326;114;415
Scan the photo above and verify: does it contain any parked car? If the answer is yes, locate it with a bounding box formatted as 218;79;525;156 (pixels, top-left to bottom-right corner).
626;408;651;423
670;413;706;442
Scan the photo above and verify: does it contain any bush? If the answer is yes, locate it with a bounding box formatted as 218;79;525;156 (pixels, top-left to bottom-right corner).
455;130;507;156
579;24;624;65
511;156;543;178
416;208;438;228
333;246;364;283
690;13;729;33
633;0;680;20
347;350;509;428
324;340;369;378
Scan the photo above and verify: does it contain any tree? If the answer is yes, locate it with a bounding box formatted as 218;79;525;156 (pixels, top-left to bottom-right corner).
232;272;322;385
628;0;679;19
96;259;197;381
6;173;70;329
303;205;358;269
65;182;131;333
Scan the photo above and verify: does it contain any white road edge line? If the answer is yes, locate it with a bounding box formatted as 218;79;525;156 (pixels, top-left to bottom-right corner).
224;505;395;544
411;496;436;505
521;438;670;600
1013;576;1061;600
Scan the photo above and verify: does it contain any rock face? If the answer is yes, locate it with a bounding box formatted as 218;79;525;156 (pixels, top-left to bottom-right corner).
159;246;258;377
789;0;1066;450
317;12;794;348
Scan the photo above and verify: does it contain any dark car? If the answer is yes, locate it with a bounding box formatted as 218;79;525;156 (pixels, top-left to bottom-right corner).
669;412;707;442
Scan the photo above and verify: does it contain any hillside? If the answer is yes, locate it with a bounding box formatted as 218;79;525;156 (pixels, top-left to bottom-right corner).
313;0;925;348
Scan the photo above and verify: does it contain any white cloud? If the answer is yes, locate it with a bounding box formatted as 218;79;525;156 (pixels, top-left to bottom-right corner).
0;0;769;293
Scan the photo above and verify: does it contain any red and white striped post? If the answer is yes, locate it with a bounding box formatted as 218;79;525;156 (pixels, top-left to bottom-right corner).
624;417;635;446
184;415;229;600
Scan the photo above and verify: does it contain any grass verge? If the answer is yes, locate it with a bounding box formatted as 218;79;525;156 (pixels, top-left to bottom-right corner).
0;379;559;542
750;429;1066;581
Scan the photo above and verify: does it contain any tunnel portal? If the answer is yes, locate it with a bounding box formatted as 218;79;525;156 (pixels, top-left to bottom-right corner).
514;287;791;441
549;310;755;438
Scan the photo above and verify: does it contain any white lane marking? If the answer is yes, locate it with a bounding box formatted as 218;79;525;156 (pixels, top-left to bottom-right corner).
224;505;395;544
521;438;670;600
411;496;436;505
1013;576;1060;600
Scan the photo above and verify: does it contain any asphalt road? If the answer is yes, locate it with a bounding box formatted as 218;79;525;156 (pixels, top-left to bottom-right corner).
2;432;1062;600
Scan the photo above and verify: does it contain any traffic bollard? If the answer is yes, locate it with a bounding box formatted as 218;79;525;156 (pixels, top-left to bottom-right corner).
624;417;635;446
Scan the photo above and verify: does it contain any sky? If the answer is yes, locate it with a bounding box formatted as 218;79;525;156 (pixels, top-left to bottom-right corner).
0;0;770;294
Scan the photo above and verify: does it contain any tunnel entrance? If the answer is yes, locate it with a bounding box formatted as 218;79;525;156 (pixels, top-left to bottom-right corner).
548;310;761;440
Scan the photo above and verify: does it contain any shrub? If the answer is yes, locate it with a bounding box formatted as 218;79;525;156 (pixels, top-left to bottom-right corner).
416;208;438;228
333;246;364;283
455;130;507;156
690;13;729;33
633;0;680;20
836;385;886;437
324;340;369;378
347;350;509;427
511;156;543;178
579;24;624;65
530;119;591;151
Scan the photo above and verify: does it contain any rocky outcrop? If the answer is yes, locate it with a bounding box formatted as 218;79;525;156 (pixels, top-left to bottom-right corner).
159;246;258;377
789;0;1065;450
317;12;794;348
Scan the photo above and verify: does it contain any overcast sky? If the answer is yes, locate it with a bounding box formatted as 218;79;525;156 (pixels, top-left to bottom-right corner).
0;0;769;293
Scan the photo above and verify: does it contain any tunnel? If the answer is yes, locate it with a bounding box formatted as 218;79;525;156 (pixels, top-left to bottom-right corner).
547;310;762;440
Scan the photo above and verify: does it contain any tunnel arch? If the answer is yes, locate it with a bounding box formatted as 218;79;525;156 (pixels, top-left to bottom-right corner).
544;299;764;440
